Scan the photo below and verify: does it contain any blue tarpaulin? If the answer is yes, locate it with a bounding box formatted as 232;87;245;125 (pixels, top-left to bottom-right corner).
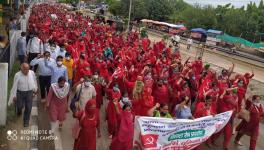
191;28;207;34
207;29;223;35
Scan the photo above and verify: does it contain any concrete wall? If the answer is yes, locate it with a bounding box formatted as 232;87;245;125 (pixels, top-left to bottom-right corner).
0;63;8;125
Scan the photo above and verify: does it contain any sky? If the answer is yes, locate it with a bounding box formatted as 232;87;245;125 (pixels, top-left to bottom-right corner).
184;0;262;8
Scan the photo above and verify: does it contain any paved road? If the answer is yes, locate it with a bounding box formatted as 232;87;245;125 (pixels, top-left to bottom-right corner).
42;98;264;150
35;32;264;150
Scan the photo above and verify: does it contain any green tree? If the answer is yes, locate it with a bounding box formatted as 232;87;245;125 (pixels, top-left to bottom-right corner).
108;0;122;16
146;0;173;21
132;0;148;19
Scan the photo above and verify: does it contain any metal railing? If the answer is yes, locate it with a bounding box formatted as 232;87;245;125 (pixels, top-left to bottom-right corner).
147;28;264;63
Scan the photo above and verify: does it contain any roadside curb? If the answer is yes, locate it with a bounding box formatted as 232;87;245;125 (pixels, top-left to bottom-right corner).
30;95;38;150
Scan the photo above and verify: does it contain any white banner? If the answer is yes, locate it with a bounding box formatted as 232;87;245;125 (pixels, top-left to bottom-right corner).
133;111;232;150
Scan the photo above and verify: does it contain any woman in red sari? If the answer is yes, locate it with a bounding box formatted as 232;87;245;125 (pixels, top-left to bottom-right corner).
140;88;155;116
73;54;90;84
235;95;264;150
194;95;215;150
234;78;247;111
73;99;101;150
92;72;105;109
109;102;134;150
152;79;170;104
106;84;122;138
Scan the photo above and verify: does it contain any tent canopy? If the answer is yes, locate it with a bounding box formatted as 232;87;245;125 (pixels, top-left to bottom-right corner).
191;28;207;34
141;19;186;29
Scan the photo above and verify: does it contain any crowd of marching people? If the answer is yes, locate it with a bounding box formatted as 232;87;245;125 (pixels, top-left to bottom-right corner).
9;3;264;150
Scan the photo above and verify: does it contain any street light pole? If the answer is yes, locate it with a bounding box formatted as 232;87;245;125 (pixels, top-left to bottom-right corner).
127;0;132;32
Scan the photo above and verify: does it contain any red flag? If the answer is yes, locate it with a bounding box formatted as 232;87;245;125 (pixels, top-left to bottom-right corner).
140;134;159;148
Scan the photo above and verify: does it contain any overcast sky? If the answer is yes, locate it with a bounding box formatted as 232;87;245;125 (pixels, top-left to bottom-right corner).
184;0;262;8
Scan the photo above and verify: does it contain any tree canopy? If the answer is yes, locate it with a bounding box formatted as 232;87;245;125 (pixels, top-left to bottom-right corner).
106;0;264;42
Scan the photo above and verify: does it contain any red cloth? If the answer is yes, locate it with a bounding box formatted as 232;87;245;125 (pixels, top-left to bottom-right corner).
94;83;103;109
73;61;90;84
109;111;134;150
124;80;135;100
219;94;238;115
211;121;233;149
140;89;154;116
194;102;215;118
142;38;150;51
153;84;170;104
243;73;254;86
236;100;264;140
107;89;121;101
205;89;219;114
192;60;203;76
178;87;191;103
106;101;121;136
237;86;247;111
73;109;100;150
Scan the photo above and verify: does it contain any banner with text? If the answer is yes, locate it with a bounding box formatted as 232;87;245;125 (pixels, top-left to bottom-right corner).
133;111;232;150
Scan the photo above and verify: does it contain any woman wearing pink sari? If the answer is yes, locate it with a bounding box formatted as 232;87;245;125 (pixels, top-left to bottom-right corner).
46;76;70;133
109;102;134;150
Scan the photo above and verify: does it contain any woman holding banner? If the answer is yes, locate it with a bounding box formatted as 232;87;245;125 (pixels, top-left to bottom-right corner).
148;103;172;118
174;96;194;119
109;102;134;150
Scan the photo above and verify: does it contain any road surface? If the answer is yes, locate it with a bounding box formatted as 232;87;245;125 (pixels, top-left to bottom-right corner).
48;35;264;150
6;28;264;150
148;32;264;83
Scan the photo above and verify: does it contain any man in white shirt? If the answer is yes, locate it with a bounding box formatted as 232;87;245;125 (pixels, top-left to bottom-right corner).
43;40;59;59
172;34;180;46
30;51;56;102
49;43;61;60
16;32;27;64
187;37;193;50
26;33;44;71
73;76;97;110
56;44;66;58
8;63;38;127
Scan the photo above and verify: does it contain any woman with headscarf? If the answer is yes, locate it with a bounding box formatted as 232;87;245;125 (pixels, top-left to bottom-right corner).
106;84;122;138
211;87;238;150
203;82;220;114
92;72;105;109
109;103;134;150
73;54;90;84
140;88;155;116
73;99;101;150
46;76;70;133
233;78;247;111
152;78;170;105
193;95;215;150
